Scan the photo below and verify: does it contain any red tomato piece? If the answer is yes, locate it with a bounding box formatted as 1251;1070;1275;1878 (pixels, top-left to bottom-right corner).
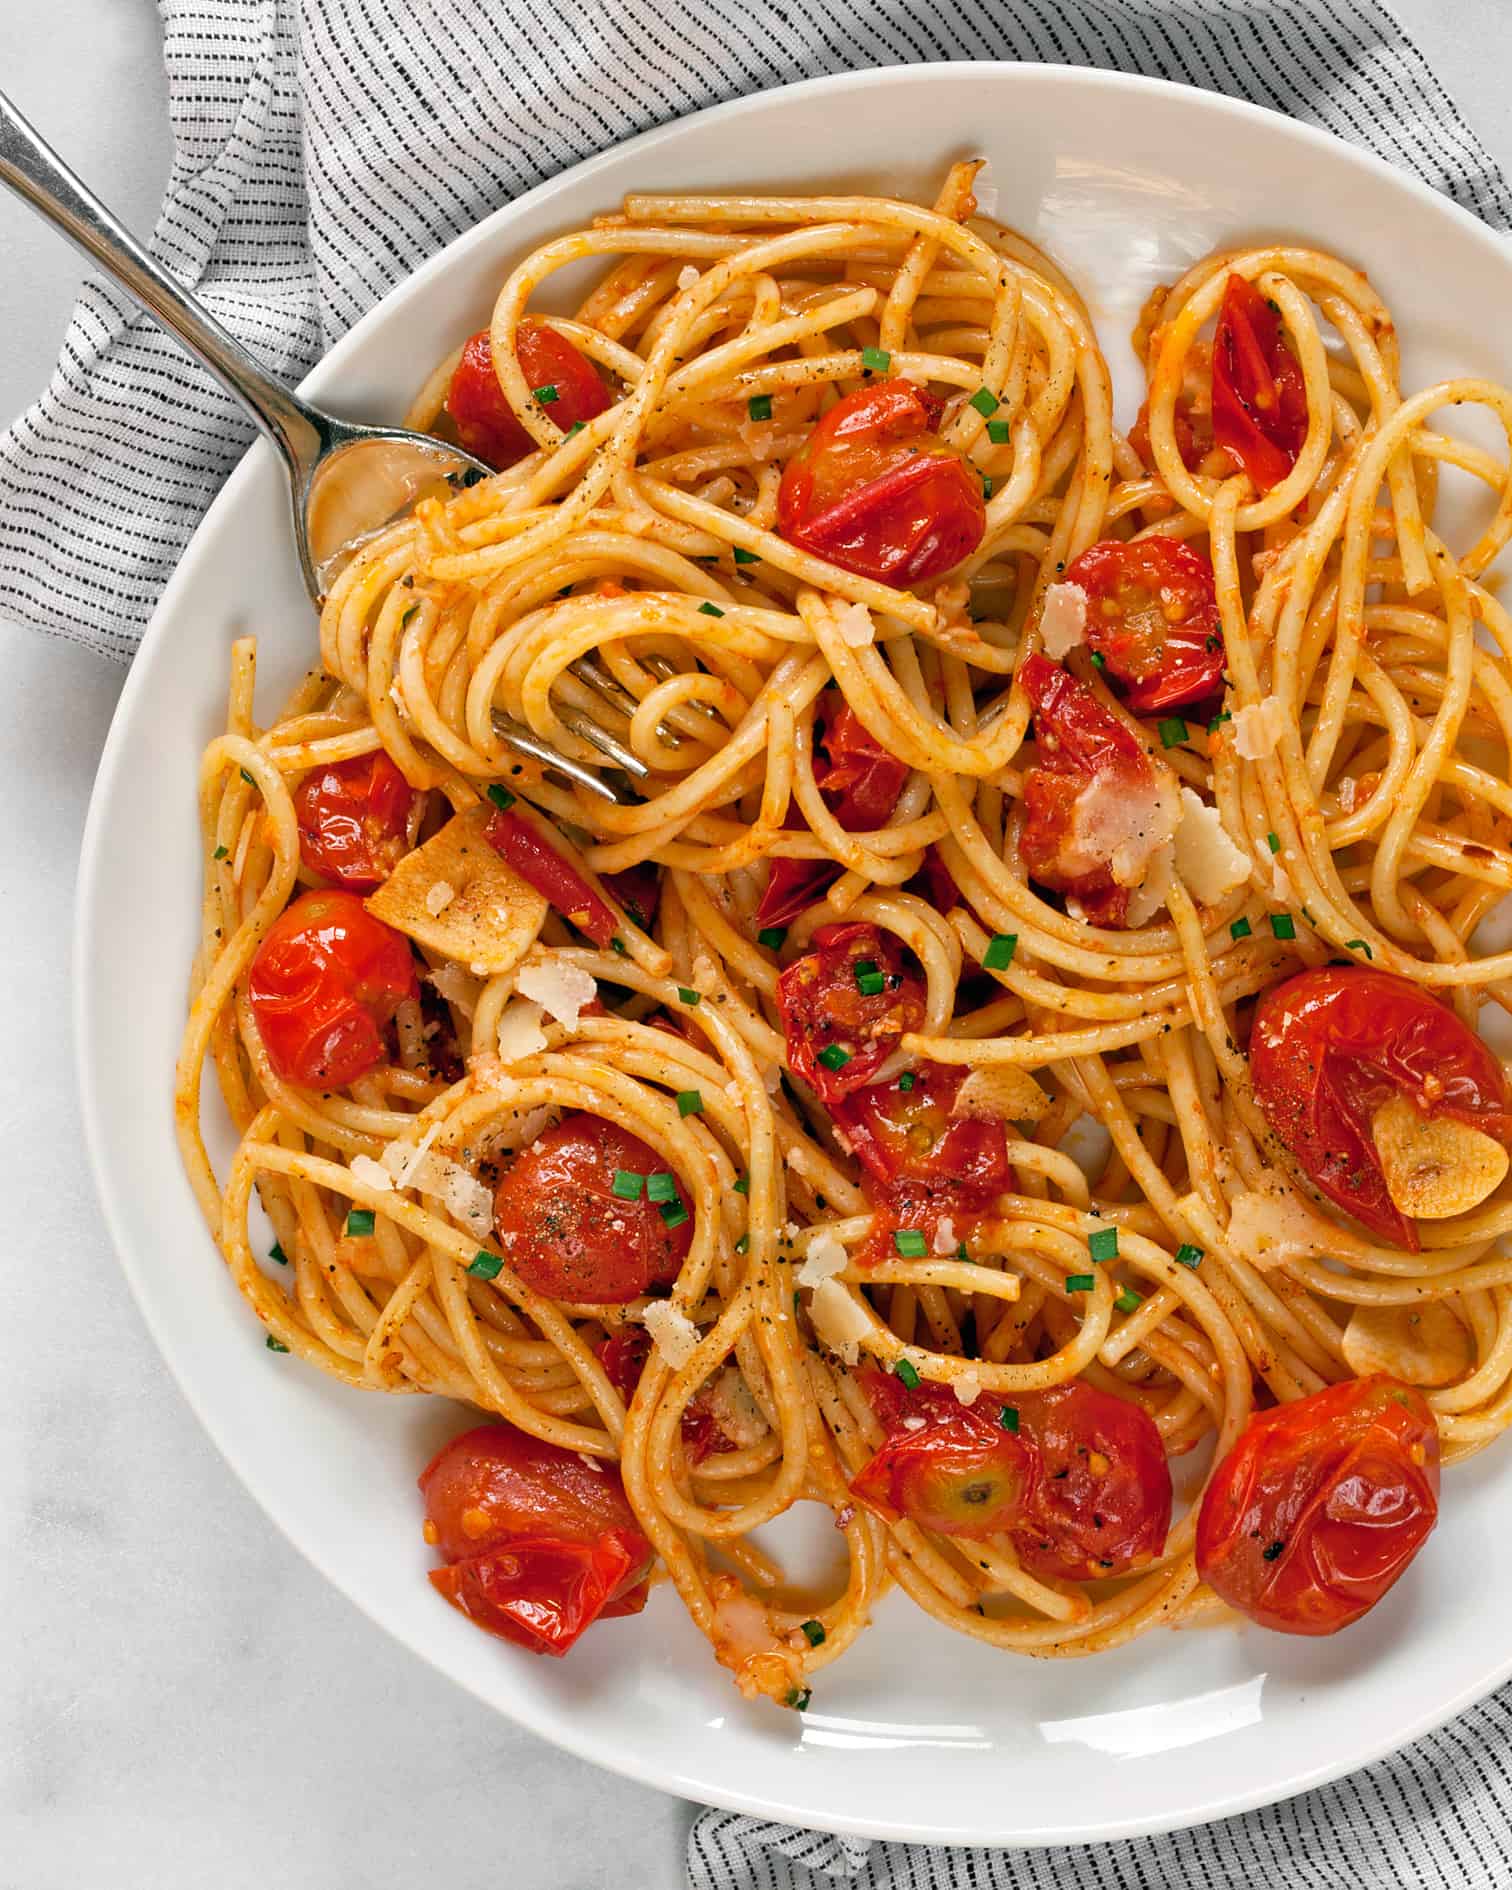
247;890;417;1087
1211;274;1308;494
776;922;925;1106
445;322;610;470
832;1061;1009;1202
1196;1376;1440;1635
599;1327;734;1464
491;1112;693;1302
420;1422;652;1655
908;842;964;915
600;859;660;933
1250;967;1512;1247
777;378;986;585
757;692;910;927
851;1374;1038;1539
1065;538;1225;714
484;808;619;948
1017;652;1166;929
1128;392;1211;477
293;751;417;893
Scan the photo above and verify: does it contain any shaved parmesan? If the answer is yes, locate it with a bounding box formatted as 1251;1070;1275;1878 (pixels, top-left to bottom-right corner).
1226;1180;1323;1266
1232;696;1288;761
429;961;481;1016
1038;581;1088;660
834;601;875;647
902;1414;928;1431
932;1218;958;1256
1063;761;1181;888
642;1299;701;1371
380;1119;444;1188
435;1159;495;1237
677;265;700;291
951;1065;1048;1124
1173;787;1250;903
424;881;456;917
349;1155;394;1194
953;1369;983;1407
516;955;597;1027
808;1276;872;1365
1271;861;1294;905
704;1368;770;1448
797;1231;848;1288
497;999;548;1062
1125;841;1175;927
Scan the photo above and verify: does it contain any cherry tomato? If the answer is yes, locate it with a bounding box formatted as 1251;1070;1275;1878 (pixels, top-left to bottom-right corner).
420;1422;652;1655
491;1111;693;1302
1211;274;1308;494
601;860;660;933
851;1372;1038;1539
484;807;619;948
1196;1375;1440;1635
1017;652;1165;929
756;691;910;927
832;1061;1009;1202
247;890;417;1087
445;322;610;470
1250;967;1512;1246
1129;391;1211;477
777;378;986;585
1065;538;1224;714
776;922;925;1106
293;751;416;893
599;1327;734;1464
908;843;964;915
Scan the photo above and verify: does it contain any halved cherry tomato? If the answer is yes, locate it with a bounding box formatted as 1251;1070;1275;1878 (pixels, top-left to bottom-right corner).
293;751;416;892
1196;1375;1439;1635
776;922;925;1106
1129;391;1211;477
908;842;964;915
420;1422;652;1655
852;1372;1171;1577
445;322;610;470
1250;967;1512;1246
492;1111;693;1302
247;890;417;1087
756;692;910;927
484;807;619;948
1211;274;1308;494
601;860;660;933
599;1327;734;1464
1065;538;1224;714
777;379;986;585
832;1062;1009;1201
1017;652;1170;929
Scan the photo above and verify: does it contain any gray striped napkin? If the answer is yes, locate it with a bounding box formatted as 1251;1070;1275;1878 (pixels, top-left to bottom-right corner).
5;3;1512;1885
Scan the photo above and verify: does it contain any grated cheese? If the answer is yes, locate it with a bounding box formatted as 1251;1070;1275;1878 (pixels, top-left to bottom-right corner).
1232;695;1288;761
381;1119;444;1188
349;1154;394;1194
1038;581;1088;660
435;1159;495;1237
932;1218;957;1255
796;1231;849;1288
953;1369;982;1407
808;1276;872;1366
424;880;456;916
429;961;480;1016
517;955;597;1027
1172;786;1251;903
641;1299;701;1371
902;1415;928;1431
834;600;875;647
1064;762;1182;888
497;999;548;1061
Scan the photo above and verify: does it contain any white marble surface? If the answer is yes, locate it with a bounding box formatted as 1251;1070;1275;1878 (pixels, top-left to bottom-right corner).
0;5;1508;1885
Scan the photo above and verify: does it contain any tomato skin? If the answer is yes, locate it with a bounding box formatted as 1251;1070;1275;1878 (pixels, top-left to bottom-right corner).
833;1061;1008;1200
1250;967;1512;1246
1065;538;1225;713
492;1111;693;1302
247;890;417;1087
851;1382;1038;1540
420;1423;652;1655
1196;1376;1440;1635
599;1327;733;1464
484;808;618;947
777;922;926;1106
1211;274;1309;494
445;322;610;470
777;379;986;585
909;843;963;914
757;692;910;927
293;751;416;892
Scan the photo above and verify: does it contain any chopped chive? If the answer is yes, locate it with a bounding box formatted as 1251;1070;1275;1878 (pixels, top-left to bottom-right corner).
698;601;725;618
1209;710;1232;732
735;1233;750;1254
212;845;229;861
269;1242;288;1266
897;1071;917;1092
969;386;1000;418
982;933;1018;970
981;472;994;502
676;1089;704;1117
987;418;1011;444
266;1335;290;1353
1346;938;1373;959
893;1356;922;1387
401;605;417;628
861;345;891;372
659;1197;690;1230
817;1043;851;1072
487;784;516;811
1270;913;1297;941
956;1242;969;1261
647;1172;678;1203
853;959;886;996
611;1169;644;1201
566;420;585;437
1088;1227;1119;1263
1158;716;1188;749
1065;1272;1095;1294
610;936;627;955
240;767;256;787
1174;1243;1204;1269
733;546;759;565
677;986;701;1005
1230;917;1252;940
1204;634;1222;652
468;1250;504;1280
1090;650;1107;669
801;1618;826;1647
757;926;787;950
893;1230;928;1258
852;956;879;979
999;1405;1020;1434
786;1687;813;1711
1266;831;1281;853
1114;1288;1144;1315
747;393;773;422
345;1208;375;1237
532;383;560;405
733;1175;750;1194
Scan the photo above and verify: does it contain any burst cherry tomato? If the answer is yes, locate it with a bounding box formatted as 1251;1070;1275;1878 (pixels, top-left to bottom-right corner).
756;692;909;927
1211;273;1309;494
445;322;610;470
293;751;416;892
776;922;925;1105
599;1327;734;1464
852;1372;1037;1539
247;890;417;1087
420;1422;652;1655
492;1112;693;1302
1065;538;1224;713
1018;652;1173;929
484;807;619;948
1250;967;1512;1247
1196;1376;1440;1635
777;378;986;585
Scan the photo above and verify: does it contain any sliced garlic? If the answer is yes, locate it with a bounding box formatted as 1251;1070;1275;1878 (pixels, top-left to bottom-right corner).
950;1064;1048;1124
1371;1094;1508;1220
1341;1299;1474;1387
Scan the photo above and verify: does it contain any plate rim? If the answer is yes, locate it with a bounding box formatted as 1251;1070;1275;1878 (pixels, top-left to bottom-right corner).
73;59;1512;1847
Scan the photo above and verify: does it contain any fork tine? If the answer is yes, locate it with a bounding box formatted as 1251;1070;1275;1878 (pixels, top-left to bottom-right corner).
558;706;650;778
570;656;641;721
490;712;638;805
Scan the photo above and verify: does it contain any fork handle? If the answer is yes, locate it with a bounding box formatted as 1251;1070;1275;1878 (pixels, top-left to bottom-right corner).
0;87;320;476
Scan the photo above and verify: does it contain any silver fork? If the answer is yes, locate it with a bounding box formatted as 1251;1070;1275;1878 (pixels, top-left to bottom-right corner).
0;88;644;805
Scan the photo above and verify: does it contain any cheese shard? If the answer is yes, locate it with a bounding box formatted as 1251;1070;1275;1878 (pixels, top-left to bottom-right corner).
367;805;547;974
1038;581;1088;659
497;999;548;1062
808;1276;872;1365
424;881;457;916
952;1369;983;1406
1173;787;1251;903
517;955;597;1027
349;1154;394;1194
796;1231;848;1288
642;1299;701;1370
1371;1093;1509;1219
1225;1179;1324;1265
1064;762;1182;888
834;601;876;647
1232;696;1288;760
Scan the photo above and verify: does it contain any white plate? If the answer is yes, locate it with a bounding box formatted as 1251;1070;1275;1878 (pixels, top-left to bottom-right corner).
77;64;1512;1847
